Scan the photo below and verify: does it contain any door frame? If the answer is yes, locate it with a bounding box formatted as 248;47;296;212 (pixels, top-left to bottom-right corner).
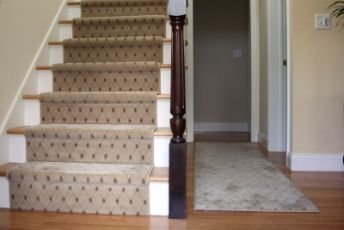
187;0;290;154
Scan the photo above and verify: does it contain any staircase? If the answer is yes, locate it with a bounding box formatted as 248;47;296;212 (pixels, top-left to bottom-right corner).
0;0;173;216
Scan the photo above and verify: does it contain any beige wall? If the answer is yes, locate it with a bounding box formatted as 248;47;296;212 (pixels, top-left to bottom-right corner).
194;0;250;126
258;0;269;137
291;0;344;153
0;0;62;132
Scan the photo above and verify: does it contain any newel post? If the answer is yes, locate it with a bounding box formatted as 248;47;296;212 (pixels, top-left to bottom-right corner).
168;0;187;219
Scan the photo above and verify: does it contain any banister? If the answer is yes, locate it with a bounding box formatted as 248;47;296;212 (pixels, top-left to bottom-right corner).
168;0;187;220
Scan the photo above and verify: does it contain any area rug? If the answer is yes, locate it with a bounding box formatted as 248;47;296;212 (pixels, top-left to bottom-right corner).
194;143;319;212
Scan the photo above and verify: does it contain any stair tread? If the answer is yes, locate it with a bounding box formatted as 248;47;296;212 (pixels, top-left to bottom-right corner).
7;162;152;184
37;63;172;70
23;93;170;100
7;126;172;136
73;15;168;22
0;163;21;177
49;37;172;46
5;162;168;182
150;167;168;182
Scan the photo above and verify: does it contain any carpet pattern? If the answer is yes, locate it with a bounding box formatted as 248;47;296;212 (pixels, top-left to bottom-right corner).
194;143;319;213
7;0;168;215
52;62;161;92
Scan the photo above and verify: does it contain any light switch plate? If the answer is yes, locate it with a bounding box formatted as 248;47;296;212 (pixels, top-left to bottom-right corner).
233;49;242;58
315;14;331;30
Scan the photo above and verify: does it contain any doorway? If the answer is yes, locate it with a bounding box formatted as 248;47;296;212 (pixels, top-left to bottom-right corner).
194;0;251;139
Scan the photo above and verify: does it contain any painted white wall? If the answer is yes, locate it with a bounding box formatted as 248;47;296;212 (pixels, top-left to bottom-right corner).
0;0;64;134
194;0;250;132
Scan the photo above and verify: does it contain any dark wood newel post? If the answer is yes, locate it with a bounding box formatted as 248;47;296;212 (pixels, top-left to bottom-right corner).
169;14;187;219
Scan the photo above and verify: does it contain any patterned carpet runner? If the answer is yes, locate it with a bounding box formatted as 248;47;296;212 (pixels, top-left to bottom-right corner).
7;0;167;215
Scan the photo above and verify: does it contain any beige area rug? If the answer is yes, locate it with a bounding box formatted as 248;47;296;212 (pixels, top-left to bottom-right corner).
194;143;319;212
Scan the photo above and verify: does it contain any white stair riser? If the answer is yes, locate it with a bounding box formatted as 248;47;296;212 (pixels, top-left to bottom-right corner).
149;182;169;216
7;134;169;167
157;99;171;127
0;178;10;208
48;44;171;65
37;69;171;94
154;136;170;167
8;136;26;163
67;5;81;19
58;21;171;40
24;101;40;126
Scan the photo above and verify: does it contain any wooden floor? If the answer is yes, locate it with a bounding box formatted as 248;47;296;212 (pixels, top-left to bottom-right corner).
1;133;344;230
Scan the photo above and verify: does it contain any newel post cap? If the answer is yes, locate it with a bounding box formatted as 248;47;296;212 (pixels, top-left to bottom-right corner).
168;0;187;16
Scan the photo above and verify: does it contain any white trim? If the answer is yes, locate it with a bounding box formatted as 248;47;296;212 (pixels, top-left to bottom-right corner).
290;153;344;172
195;122;249;132
267;0;285;152
250;0;260;142
286;0;293;156
0;0;67;135
186;0;194;142
0;177;10;208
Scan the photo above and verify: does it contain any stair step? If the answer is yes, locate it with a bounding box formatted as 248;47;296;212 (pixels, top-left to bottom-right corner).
7;126;172;137
24;124;156;164
7;162;153;214
22;93;170;100
59;16;169;25
36;64;173;71
48;38;172;46
72;15;167;38
48;38;189;46
78;0;167;18
62;36;166;63
3;162;168;182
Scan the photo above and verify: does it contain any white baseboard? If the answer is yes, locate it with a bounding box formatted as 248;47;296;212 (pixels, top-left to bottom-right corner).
194;122;249;132
290;153;344;172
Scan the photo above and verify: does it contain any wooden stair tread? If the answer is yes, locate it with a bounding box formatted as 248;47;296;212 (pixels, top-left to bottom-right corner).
22;94;170;100
0;163;21;177
36;64;174;71
7;126;172;137
154;128;172;136
67;1;80;6
149;167;169;182
6;126;25;135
